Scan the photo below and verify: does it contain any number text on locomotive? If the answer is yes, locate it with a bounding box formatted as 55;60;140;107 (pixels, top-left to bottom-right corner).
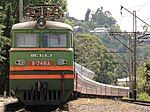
31;54;53;58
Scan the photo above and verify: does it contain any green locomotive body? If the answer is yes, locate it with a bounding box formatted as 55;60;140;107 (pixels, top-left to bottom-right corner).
10;20;74;106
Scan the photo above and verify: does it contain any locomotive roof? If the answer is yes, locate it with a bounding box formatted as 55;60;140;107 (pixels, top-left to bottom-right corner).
12;21;73;30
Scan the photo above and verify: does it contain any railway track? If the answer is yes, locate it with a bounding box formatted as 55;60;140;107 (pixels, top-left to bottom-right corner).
13;107;69;112
5;107;67;112
121;99;150;106
4;97;150;112
4;102;69;112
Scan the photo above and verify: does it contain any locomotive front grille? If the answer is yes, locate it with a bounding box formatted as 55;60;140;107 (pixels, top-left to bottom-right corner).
23;90;61;101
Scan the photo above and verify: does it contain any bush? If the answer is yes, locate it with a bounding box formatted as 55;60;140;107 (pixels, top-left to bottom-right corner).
138;92;150;101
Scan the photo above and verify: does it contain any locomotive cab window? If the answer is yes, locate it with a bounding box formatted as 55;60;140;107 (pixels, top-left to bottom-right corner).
16;34;39;47
43;34;67;47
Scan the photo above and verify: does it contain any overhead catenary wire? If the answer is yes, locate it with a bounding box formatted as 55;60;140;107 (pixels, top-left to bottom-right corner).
120;0;150;10
120;5;150;28
128;0;150;9
109;34;133;52
103;45;130;74
108;33;140;67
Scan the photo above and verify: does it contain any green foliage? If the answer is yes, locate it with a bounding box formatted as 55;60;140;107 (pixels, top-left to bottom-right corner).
64;18;74;27
0;2;12;80
109;24;121;32
74;33;119;84
0;23;10;93
70;7;126;84
3;3;13;37
52;0;67;12
68;7;119;31
137;43;150;97
69;7;124;49
141;45;150;61
0;24;10;60
138;92;150;101
94;71;117;84
24;0;67;11
74;33;104;73
137;64;150;97
91;8;116;27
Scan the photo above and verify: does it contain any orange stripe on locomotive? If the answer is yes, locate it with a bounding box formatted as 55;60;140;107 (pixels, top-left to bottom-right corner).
10;74;75;79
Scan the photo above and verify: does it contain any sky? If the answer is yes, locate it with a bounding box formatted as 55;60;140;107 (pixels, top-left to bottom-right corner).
67;0;150;32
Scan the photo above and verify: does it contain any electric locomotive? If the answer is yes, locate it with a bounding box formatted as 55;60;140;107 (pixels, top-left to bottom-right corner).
9;4;74;106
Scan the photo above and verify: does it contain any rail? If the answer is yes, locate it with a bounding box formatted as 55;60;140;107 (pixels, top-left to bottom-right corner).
121;99;150;106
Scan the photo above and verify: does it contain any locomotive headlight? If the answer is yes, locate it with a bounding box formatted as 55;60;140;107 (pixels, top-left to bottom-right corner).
36;17;46;29
57;59;67;65
15;59;26;66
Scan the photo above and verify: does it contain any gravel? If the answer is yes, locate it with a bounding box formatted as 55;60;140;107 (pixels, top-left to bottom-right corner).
67;98;150;112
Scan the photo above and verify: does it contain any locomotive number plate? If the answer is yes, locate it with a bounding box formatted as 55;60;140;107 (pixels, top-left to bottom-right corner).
28;61;52;66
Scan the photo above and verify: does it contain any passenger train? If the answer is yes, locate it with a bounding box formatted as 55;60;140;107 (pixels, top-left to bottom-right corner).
9;4;129;107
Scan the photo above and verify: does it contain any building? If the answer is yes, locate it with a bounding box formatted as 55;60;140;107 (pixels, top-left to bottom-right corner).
117;77;129;86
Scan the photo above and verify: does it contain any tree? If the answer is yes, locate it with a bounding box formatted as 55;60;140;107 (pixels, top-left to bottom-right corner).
137;45;150;96
74;33;119;84
137;64;150;98
0;22;10;94
91;8;116;27
24;0;67;11
74;33;104;73
3;3;13;38
0;23;10;61
85;8;91;21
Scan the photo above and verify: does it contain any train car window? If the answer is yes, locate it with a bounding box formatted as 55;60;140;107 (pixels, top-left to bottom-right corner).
16;34;39;47
71;32;73;47
43;34;66;47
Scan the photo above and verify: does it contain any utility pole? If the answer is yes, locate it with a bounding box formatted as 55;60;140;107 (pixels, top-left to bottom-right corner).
133;10;137;101
19;0;23;22
120;6;150;100
128;36;132;98
129;34;133;98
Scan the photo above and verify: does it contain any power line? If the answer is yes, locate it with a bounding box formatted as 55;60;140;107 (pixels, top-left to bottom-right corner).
109;34;133;52
136;0;149;12
120;5;150;27
128;1;150;9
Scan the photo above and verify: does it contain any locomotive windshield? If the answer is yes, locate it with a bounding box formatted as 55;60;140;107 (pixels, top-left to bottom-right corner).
15;33;68;48
16;34;39;47
43;34;67;47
